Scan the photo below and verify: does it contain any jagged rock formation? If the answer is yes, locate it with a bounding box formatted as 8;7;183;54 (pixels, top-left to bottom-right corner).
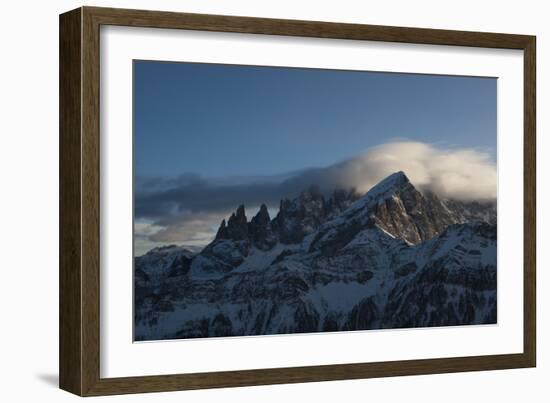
369;172;458;244
271;186;324;243
134;171;497;340
248;204;278;250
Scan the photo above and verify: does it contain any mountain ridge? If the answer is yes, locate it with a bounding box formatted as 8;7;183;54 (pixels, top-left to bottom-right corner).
135;171;497;340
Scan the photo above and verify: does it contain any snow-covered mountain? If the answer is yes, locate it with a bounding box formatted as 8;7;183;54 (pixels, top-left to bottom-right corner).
135;245;196;281
134;171;497;340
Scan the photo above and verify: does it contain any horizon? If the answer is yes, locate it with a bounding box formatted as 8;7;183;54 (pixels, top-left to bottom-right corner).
134;61;497;255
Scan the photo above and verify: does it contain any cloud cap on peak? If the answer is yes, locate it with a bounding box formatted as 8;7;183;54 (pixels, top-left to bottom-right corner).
339;141;496;201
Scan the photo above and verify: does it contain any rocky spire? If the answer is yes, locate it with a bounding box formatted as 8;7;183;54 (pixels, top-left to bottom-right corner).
226;204;248;241
214;219;228;240
248;204;277;250
251;204;270;227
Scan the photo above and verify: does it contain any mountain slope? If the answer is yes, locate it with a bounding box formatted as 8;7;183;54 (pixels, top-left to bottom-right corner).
134;171;497;340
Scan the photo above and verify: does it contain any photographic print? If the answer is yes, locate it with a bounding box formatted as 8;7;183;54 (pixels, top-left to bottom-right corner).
133;61;497;341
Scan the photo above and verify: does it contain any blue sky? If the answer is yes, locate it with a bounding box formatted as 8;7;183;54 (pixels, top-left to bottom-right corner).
134;61;496;179
133;60;497;254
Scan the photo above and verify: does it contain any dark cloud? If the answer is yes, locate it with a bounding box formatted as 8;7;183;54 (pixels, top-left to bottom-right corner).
136;180;286;218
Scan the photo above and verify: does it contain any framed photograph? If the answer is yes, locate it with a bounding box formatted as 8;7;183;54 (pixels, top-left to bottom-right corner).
59;6;536;396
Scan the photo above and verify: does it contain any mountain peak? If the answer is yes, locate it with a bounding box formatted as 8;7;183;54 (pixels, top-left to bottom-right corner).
391;170;409;182
309;171;460;249
235;204;246;219
249;204;277;250
341;171;414;213
367;171;411;197
253;204;270;222
364;171;461;244
215;219;228;239
216;205;248;241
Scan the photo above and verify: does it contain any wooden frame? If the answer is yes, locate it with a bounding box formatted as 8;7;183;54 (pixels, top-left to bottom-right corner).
59;6;536;396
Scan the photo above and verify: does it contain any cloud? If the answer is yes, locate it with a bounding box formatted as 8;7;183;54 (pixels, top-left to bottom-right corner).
135;141;496;249
134;212;227;256
324;141;497;200
147;212;225;244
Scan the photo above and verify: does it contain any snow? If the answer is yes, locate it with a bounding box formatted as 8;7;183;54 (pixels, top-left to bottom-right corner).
233;244;301;273
135;245;195;279
305;281;379;313
135;171;497;340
